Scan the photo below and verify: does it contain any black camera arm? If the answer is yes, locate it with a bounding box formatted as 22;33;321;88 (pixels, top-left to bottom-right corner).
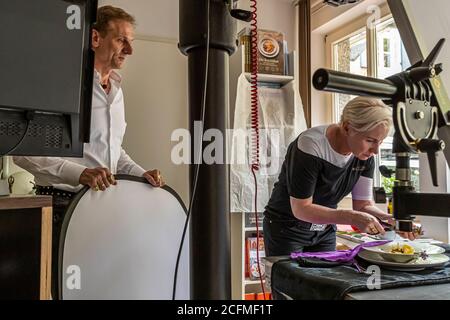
312;39;450;232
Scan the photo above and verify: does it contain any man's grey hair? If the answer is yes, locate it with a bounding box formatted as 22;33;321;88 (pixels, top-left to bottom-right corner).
93;5;136;36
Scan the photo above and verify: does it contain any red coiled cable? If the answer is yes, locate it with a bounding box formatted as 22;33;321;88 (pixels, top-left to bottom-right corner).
249;0;266;299
250;2;260;170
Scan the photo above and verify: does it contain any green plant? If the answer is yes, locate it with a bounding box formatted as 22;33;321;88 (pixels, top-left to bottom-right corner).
381;176;395;195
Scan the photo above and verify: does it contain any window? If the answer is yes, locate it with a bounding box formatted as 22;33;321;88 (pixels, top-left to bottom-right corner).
376;19;409;78
383;38;391;68
383;38;390;52
374;18;419;192
332;29;367;123
328;14;419;193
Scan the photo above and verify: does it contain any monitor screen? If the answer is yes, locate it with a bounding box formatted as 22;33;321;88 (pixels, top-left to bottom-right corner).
0;0;97;157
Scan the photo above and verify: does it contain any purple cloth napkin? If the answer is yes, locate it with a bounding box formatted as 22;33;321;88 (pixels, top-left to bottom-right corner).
290;240;392;272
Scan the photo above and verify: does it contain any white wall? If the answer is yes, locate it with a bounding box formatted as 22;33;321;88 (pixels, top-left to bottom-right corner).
311;32;330;126
119;39;189;204
98;0;178;40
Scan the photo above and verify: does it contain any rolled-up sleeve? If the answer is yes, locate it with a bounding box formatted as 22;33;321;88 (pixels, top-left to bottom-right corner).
13;156;87;186
116;148;146;177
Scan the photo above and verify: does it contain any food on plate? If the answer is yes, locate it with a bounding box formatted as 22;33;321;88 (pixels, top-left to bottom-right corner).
389;243;415;254
336;243;351;250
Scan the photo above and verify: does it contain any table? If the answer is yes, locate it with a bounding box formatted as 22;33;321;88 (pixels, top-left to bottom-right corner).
263;236;450;300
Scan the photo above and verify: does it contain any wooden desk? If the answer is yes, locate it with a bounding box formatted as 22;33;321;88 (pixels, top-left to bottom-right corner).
0;195;52;300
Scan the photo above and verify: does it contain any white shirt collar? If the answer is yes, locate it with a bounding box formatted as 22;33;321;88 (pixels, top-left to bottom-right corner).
94;69;122;85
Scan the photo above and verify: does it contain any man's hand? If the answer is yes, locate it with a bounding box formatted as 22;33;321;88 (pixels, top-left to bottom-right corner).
143;169;165;187
80;167;116;191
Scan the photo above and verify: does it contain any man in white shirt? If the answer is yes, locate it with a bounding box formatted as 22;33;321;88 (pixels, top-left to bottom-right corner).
15;5;163;192
13;5;164;298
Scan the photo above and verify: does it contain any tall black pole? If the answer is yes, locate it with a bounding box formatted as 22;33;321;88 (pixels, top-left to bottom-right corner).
179;0;236;299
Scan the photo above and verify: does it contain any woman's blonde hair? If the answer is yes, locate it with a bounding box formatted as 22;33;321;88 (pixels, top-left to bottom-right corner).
340;96;393;133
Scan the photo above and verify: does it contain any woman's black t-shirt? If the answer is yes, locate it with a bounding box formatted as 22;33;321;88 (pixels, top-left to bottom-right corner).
265;125;374;222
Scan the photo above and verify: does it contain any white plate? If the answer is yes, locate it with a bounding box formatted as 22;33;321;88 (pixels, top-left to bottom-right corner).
358;250;449;271
362;241;445;263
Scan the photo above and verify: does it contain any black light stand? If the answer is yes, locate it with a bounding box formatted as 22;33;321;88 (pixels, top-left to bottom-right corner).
179;0;237;300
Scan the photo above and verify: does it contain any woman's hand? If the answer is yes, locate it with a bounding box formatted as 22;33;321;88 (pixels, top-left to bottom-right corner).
371;212;394;222
351;211;385;235
397;231;417;241
375;214;422;240
376;215;422;241
396;223;423;241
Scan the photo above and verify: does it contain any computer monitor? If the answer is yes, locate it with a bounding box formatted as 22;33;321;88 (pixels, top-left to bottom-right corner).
0;0;97;157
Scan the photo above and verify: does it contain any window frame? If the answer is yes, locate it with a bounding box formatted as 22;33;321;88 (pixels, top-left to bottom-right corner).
324;3;393;189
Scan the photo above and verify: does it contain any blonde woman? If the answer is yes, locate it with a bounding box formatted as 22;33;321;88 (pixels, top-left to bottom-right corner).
263;97;412;256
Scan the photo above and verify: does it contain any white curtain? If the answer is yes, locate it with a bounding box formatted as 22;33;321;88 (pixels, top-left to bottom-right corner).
230;74;307;212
